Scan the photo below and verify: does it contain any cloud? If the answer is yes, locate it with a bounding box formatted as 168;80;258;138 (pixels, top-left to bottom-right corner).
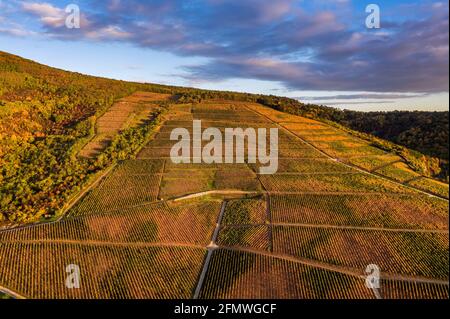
11;0;450;93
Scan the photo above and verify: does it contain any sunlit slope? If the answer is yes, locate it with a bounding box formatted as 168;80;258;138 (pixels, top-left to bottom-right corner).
79;92;171;158
0;100;448;299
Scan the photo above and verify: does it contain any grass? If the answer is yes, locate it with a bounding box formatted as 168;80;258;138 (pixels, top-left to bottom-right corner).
0;291;13;299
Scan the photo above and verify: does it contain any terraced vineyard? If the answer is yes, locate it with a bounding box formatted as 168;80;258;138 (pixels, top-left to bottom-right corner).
0;96;448;299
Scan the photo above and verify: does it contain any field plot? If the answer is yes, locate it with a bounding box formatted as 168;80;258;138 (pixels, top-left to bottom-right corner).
80;92;170;158
124;91;171;103
113;159;164;175
273;226;449;280
345;155;402;172
192;103;270;124
312;145;388;158
1;99;448;300
278;146;326;158
287;129;342;137
165;162;249;171
214;170;260;191
217;226;270;251
380;280;449;299
159;170;215;199
246;102;449;198
138;147;175;158
250;158;354;174
159;168;261;199
1;200;221;246
270;194;449;230
244;103;318;124
0;243;205;299
222;197;267;225
375;162;422;183
69;171;161;216
259;173;417;194
199;249;373;299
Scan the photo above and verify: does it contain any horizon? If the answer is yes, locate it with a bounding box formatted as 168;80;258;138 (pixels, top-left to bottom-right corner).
0;0;448;111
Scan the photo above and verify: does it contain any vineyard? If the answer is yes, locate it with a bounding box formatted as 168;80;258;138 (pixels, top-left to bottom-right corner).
245;102;449;199
272;226;449;280
380;280;449;299
0;98;448;299
198;249;374;299
0;200;221;246
222;197;267;225
259;173;417;193
217;226;270;251
270;194;448;229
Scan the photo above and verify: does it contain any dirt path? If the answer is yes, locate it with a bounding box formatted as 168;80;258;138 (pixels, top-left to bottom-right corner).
2;235;446;297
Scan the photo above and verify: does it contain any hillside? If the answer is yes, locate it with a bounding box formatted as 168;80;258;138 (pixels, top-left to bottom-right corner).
250;96;448;181
0;50;448;226
0;97;448;299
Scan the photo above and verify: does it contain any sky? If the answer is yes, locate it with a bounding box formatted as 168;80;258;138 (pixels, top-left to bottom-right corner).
0;0;448;112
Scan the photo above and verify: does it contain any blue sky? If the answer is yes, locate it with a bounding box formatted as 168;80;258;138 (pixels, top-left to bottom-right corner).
0;0;448;111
